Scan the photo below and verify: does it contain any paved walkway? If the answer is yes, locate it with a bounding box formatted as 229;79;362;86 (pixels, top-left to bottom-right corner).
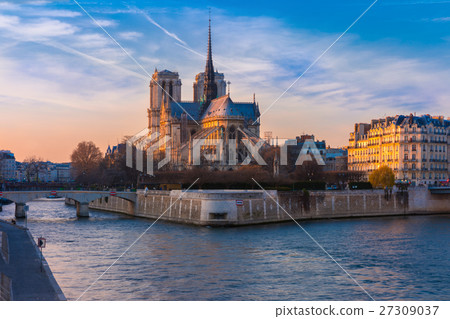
0;220;65;300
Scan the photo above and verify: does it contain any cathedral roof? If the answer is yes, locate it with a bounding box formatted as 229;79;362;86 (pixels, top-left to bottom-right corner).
201;95;259;121
170;101;201;119
168;95;260;123
157;69;178;76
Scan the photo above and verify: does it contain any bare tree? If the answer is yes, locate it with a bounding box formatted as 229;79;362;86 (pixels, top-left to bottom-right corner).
24;156;44;182
71;141;102;184
291;159;324;182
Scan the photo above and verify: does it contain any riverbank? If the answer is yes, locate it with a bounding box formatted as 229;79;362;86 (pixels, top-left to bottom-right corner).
85;187;450;226
0;220;66;301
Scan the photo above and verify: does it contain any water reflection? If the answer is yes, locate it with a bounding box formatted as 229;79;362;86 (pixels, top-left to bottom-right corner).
1;201;449;300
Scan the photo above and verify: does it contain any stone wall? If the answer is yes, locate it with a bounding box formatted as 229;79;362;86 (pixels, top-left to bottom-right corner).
308;190;410;218
87;188;449;226
89;196;134;215
134;193;204;224
409;188;450;212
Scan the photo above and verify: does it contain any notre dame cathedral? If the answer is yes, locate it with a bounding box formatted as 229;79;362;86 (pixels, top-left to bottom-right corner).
146;19;262;170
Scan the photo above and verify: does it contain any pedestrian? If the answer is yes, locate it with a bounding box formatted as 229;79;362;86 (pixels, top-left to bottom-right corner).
144;186;148;197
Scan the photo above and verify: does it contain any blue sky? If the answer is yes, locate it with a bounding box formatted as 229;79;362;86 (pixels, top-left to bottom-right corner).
1;0;449;161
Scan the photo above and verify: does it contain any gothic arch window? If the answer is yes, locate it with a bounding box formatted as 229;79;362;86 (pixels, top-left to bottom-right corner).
169;81;173;101
150;82;154;105
159;81;165;104
228;125;236;139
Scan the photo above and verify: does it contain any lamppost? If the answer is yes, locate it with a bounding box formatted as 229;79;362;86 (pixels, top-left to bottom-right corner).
82;171;86;190
397;170;409;214
137;173;143;190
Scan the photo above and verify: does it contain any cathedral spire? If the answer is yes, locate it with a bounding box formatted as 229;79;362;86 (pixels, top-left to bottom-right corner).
202;14;217;112
206;15;213;73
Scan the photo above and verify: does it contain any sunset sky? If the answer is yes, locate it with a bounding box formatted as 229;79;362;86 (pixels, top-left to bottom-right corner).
1;0;450;162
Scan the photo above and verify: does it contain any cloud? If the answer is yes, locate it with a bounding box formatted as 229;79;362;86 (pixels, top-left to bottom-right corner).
75;33;112;49
431;17;450;22
24;9;81;18
42;41;148;81
28;1;51;5
0;1;80;17
118;31;143;40
95;19;117;27
0;14;77;40
0;14;18;26
0;42;148;126
0;2;19;10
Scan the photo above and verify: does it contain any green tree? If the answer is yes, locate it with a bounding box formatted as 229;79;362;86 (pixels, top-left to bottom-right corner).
369;165;395;188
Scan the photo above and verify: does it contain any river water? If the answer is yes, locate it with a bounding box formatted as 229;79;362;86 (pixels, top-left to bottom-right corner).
0;200;449;301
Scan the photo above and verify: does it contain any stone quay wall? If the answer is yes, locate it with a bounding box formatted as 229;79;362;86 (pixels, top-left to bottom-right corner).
87;187;449;226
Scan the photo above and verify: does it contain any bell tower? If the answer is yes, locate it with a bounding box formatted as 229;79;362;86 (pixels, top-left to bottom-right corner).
148;69;182;133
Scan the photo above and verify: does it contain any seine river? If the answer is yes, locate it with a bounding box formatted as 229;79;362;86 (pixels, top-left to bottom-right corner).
1;200;449;301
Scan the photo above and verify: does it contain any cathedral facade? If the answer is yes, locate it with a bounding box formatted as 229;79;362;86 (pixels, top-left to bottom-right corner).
146;20;261;170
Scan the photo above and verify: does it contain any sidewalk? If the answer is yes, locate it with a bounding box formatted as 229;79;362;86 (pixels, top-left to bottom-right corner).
0;220;66;301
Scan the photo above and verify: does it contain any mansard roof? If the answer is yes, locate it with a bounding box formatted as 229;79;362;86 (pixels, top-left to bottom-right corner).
0;152;15;160
392;114;450;127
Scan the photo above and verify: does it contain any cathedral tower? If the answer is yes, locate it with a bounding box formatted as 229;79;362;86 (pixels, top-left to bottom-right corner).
148;69;181;133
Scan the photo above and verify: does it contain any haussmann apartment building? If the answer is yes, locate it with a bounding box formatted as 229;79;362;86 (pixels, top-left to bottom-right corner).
348;114;450;186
